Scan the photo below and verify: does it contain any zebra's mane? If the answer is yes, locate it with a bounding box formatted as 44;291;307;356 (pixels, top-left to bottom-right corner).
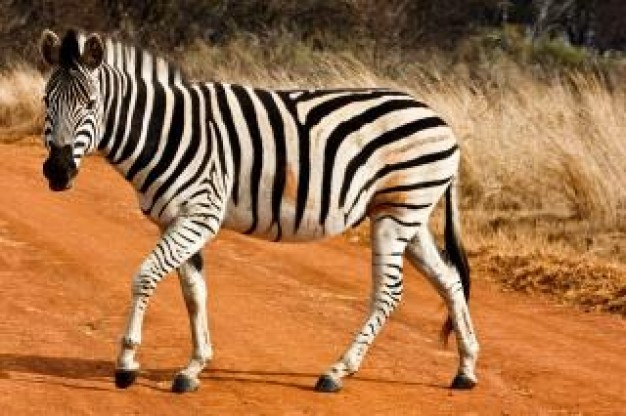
68;30;185;84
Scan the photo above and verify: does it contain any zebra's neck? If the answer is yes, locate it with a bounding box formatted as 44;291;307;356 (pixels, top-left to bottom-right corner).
84;37;237;221
94;36;185;166
94;57;188;184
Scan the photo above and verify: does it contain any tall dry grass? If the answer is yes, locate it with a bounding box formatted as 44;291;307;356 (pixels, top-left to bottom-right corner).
429;72;625;225
0;65;44;143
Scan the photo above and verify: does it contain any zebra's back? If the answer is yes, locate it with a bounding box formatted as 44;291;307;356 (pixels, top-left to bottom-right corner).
208;84;460;242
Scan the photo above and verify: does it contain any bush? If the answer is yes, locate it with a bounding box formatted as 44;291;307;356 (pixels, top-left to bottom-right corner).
530;38;590;68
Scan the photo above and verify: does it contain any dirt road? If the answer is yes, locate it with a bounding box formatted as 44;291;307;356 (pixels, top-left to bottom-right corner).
0;144;624;415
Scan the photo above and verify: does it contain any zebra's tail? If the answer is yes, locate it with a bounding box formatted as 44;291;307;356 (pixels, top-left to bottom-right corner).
441;176;471;346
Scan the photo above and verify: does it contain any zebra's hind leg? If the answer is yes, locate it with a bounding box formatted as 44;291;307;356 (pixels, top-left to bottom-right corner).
171;252;213;393
405;227;479;389
315;214;415;393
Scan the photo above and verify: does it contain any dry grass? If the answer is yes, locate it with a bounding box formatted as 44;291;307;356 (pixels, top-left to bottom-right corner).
468;232;626;316
2;40;624;314
0;65;44;143
432;73;626;227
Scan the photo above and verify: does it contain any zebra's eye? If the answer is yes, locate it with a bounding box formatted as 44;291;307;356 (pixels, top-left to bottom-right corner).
86;98;97;110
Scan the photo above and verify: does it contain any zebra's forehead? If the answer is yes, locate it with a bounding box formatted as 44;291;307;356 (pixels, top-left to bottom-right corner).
45;67;93;102
45;29;94;92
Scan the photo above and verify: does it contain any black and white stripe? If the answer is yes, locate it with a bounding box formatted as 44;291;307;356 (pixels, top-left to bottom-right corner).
40;29;479;393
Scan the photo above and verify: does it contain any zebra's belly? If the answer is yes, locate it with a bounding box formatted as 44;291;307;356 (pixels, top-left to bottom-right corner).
221;199;357;242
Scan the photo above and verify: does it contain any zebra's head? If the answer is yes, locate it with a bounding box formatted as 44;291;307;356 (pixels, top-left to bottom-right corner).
40;29;104;191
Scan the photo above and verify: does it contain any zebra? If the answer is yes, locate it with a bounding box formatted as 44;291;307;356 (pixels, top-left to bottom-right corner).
39;28;479;394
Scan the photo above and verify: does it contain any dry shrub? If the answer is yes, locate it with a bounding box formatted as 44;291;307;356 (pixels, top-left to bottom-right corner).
0;65;44;142
474;246;626;316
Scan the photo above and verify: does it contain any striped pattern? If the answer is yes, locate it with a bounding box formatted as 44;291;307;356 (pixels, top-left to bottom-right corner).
45;36;460;241
40;30;478;392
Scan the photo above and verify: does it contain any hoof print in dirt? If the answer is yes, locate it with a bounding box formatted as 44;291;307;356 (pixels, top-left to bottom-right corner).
450;373;476;390
172;374;200;393
115;369;138;389
314;375;342;393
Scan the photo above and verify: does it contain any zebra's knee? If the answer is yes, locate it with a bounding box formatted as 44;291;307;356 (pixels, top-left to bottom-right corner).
131;270;157;299
446;270;466;303
428;266;463;304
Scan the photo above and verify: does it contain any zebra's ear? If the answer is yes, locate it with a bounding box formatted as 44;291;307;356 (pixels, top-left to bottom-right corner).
81;33;104;70
40;29;60;66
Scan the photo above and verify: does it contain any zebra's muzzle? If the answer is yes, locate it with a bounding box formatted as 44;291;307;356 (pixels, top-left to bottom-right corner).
43;144;77;192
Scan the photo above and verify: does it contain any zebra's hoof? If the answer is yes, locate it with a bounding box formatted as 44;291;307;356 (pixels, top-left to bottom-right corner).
450;373;477;390
314;374;342;393
172;373;200;393
115;369;138;389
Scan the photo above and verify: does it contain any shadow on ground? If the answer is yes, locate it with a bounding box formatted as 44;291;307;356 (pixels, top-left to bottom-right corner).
0;353;445;392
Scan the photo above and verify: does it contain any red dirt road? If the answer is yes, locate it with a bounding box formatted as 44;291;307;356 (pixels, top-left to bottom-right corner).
0;143;624;415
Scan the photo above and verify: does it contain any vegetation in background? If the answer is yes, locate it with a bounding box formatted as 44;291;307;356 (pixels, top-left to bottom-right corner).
0;65;43;143
1;0;625;66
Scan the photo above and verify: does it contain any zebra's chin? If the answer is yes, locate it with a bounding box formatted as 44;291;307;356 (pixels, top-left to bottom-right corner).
47;178;74;192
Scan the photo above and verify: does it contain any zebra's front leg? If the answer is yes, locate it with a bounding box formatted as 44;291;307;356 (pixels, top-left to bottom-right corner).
114;213;218;390
315;215;412;393
171;252;213;393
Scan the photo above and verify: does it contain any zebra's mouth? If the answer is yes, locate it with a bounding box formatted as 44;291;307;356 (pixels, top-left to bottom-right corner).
43;163;76;192
43;144;77;192
48;178;74;192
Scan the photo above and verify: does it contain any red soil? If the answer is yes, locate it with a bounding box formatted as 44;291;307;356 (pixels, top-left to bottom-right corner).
0;144;624;415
